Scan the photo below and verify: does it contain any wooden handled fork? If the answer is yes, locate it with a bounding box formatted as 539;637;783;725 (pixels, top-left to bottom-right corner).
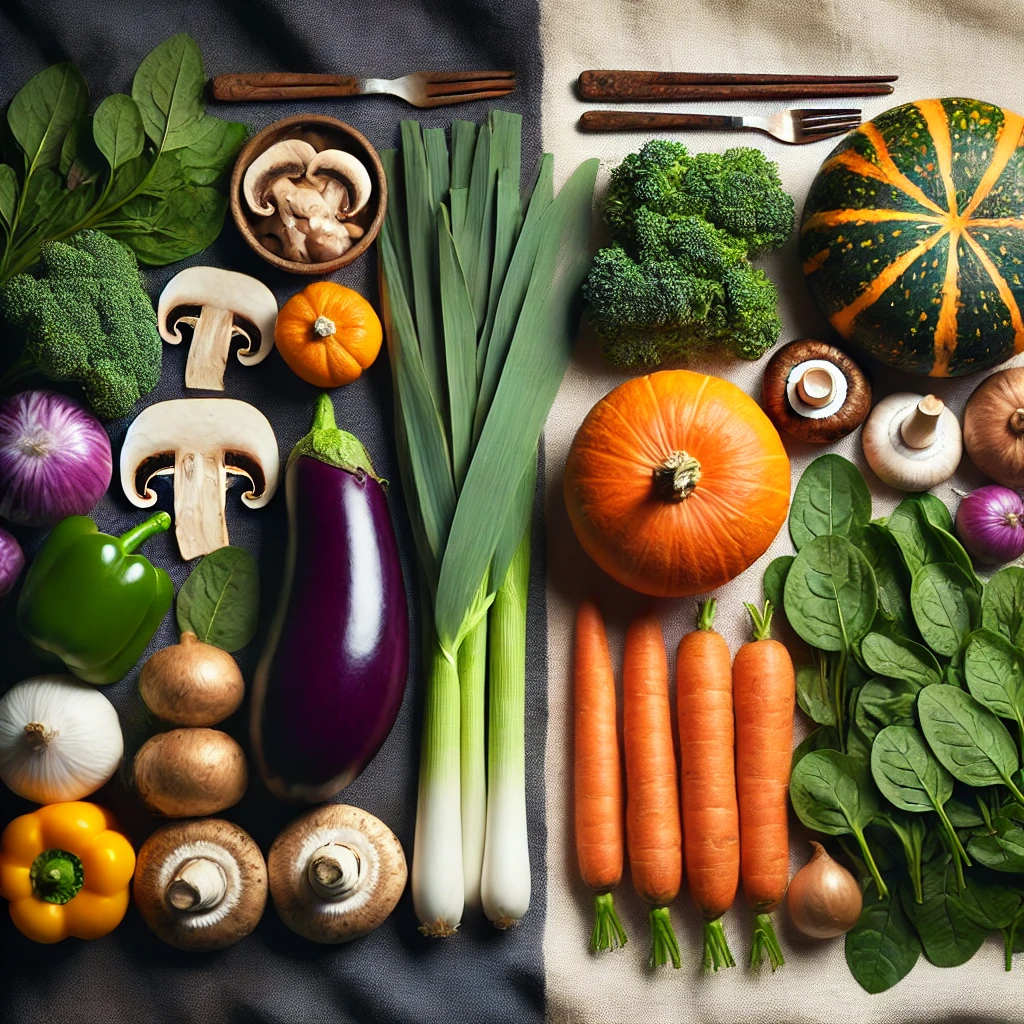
211;71;516;108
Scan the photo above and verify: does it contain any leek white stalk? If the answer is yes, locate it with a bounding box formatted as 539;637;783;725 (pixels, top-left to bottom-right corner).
480;528;531;927
459;613;487;906
412;641;465;936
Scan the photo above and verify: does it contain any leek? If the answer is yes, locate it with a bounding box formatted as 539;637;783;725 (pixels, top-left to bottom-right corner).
480;523;531;927
379;113;597;938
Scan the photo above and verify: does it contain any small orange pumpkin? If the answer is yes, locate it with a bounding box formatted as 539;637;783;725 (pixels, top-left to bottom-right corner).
564;370;790;597
275;281;382;388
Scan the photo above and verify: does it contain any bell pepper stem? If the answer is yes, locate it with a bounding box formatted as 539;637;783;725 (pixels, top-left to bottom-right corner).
119;511;172;553
30;848;84;904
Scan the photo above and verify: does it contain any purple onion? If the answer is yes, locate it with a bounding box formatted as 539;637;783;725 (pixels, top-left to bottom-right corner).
0;527;24;597
955;485;1024;565
0;390;112;527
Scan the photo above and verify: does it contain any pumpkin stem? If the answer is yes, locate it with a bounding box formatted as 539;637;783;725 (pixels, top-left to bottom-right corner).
653;451;701;502
1010;408;1024;435
313;315;336;338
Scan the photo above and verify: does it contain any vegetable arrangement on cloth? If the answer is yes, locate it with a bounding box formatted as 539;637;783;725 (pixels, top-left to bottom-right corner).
770;453;1024;992
379;111;597;935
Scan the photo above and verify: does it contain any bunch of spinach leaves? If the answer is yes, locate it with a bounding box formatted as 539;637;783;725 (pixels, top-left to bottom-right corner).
772;455;1024;993
0;34;245;284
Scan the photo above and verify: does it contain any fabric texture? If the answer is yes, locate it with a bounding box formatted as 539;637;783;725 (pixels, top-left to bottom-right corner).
0;3;549;1023
539;1;1024;1021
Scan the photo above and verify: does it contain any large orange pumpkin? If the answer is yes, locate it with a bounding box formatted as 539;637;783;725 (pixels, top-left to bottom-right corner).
275;281;382;388
564;371;790;597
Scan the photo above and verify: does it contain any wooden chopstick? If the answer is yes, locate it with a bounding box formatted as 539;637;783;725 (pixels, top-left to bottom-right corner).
578;70;897;102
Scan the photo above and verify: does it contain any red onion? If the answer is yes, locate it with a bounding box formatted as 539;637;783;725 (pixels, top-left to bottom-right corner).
955;485;1024;565
0;390;112;526
0;527;24;597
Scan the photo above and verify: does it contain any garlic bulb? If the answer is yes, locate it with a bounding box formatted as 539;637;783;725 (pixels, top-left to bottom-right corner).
0;676;123;803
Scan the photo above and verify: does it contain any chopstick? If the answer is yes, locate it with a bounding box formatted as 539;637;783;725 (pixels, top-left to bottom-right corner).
578;70;897;102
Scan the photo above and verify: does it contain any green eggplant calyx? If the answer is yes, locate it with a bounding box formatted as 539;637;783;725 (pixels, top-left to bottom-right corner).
119;511;173;553
30;849;84;904
288;393;384;483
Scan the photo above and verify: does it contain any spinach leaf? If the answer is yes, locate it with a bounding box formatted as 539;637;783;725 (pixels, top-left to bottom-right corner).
854;679;917;745
59;116;104;188
872;725;953;813
916;492;954;534
945;789;985;828
790;749;888;896
789;454;871;550
763;554;793;612
901;856;987;967
92;93;145;171
861;632;941;688
962;873;1021;931
171;115;246;186
792;725;841;770
131;33;206;150
918;685;1024;797
846;886;920;994
796;649;836;727
853;523;915;639
873;811;926;903
910;563;973;657
0;164;17;229
7;62;88;173
968;818;1024;873
982;565;1024;647
887;497;947;574
784;535;878;652
964;628;1024;732
176;546;260;652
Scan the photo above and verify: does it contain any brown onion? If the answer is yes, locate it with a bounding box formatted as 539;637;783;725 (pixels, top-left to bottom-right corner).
786;841;863;939
963;368;1024;487
139;632;244;727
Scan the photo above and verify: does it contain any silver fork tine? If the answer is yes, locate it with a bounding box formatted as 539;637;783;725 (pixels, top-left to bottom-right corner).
793;107;861;118
802;119;862;131
423;70;516;84
417;88;517;109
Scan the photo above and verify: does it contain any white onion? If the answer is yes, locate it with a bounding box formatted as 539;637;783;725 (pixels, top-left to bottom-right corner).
0;390;112;526
0;675;123;803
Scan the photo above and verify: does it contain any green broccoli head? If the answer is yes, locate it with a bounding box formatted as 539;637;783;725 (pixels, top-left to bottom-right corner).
584;209;782;368
604;140;794;255
1;229;161;419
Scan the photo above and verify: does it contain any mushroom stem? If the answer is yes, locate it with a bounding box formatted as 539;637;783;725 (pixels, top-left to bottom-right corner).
23;721;58;748
796;367;836;408
653;451;702;501
313;315;336;338
167;857;228;912
181;306;235;391
900;395;945;449
173;448;230;560
307;843;361;901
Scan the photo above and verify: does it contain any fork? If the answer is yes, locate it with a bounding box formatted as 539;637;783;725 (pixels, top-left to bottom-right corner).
578;108;862;144
211;71;517;108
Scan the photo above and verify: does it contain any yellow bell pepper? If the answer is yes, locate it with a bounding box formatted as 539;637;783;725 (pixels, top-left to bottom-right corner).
0;801;135;943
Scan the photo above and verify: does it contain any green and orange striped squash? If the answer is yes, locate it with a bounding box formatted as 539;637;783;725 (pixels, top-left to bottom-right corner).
800;98;1024;377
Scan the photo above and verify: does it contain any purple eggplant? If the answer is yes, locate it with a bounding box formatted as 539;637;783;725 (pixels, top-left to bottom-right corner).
251;394;408;802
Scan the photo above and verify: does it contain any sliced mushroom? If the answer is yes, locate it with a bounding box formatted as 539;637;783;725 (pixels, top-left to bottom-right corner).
243;138;317;220
762;339;872;444
120;398;280;560
158;267;278;391
268;804;406;944
134;819;267;951
305;150;372;219
255;211;311;262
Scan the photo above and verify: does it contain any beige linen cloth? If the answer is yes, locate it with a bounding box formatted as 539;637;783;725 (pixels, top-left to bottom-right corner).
538;1;1024;1020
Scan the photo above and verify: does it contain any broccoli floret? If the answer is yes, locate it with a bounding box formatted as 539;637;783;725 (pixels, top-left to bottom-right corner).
587;140;792;368
585;210;782;368
605;140;794;255
1;229;161;419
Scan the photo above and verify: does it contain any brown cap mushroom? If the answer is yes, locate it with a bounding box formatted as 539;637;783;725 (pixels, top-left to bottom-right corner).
243;138;317;221
761;339;872;444
158;267;278;391
134;819;267;951
119;398;280;560
305;149;372;219
268;804;407;944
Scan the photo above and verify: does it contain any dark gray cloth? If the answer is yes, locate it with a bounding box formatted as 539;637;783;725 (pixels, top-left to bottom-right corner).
0;3;548;1021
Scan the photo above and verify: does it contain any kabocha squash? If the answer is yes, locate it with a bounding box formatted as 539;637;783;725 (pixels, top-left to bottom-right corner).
564;371;790;597
275;282;382;387
801;98;1024;377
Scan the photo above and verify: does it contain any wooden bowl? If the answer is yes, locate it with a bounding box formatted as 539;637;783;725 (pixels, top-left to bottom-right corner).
230;114;387;275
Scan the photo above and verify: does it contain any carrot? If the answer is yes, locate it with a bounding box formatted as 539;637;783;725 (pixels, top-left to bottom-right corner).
676;599;739;971
734;601;796;972
623;612;682;969
574;599;628;952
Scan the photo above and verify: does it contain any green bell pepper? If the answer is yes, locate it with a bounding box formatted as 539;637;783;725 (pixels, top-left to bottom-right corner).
16;512;174;685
